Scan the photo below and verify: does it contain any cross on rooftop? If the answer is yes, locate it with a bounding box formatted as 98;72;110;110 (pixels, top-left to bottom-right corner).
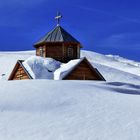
55;12;62;26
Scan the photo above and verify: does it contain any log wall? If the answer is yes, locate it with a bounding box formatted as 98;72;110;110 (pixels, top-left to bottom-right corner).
12;65;29;80
36;43;80;63
63;60;103;80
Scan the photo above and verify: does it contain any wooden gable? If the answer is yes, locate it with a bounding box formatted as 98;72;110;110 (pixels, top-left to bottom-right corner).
63;58;105;81
8;60;32;80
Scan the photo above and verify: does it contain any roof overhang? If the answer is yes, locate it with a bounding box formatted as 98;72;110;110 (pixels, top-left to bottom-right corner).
34;41;82;48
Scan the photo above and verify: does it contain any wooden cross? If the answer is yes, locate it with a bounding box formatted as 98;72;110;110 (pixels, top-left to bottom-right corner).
55;12;62;26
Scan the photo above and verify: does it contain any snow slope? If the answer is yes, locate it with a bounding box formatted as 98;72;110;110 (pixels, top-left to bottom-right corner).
0;80;140;140
81;50;140;76
0;51;35;80
0;50;139;139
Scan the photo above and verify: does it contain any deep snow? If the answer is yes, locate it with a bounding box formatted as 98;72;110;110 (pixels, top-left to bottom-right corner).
23;56;61;79
0;50;139;140
0;80;140;140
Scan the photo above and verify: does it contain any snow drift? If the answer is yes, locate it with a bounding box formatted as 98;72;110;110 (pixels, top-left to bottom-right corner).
0;80;140;140
22;56;87;80
23;56;61;79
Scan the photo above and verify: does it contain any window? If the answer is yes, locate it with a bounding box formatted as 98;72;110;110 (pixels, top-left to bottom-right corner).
40;47;44;57
68;46;73;58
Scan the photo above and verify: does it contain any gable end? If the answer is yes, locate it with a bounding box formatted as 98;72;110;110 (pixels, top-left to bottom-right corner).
63;58;105;80
8;60;32;80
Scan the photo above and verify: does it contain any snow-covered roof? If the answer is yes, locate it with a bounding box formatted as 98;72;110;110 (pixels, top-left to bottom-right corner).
21;56;85;80
54;58;84;80
22;56;61;79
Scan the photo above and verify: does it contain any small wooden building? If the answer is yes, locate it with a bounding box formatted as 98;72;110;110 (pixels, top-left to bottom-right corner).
62;57;105;80
8;60;32;80
8;13;105;81
8;58;105;81
34;25;82;63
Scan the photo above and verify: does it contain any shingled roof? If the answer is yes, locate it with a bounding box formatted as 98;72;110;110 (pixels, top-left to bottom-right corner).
34;25;80;46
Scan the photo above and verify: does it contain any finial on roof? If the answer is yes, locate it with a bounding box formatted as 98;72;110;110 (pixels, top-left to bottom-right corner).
55;12;62;26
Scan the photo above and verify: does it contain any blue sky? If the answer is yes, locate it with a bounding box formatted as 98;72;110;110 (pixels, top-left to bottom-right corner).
0;0;140;61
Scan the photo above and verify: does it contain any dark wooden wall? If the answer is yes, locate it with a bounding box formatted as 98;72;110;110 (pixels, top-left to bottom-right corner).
36;42;80;63
63;60;103;80
11;65;29;80
46;45;64;62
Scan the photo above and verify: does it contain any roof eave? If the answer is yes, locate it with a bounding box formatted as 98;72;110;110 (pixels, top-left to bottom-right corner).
34;41;81;48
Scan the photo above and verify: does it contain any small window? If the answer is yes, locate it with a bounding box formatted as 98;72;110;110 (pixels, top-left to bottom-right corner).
68;46;73;58
40;47;44;57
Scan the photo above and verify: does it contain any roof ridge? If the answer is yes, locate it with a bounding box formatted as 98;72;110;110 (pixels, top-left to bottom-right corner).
59;26;79;42
50;26;57;41
58;26;65;41
34;25;80;46
34;26;57;45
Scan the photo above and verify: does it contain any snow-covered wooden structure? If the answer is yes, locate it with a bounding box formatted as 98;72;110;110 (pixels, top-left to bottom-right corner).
8;60;32;80
8;13;105;81
63;58;105;80
34;12;81;63
8;57;105;81
34;25;81;63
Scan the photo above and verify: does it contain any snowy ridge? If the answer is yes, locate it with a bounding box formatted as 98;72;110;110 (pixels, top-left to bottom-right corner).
107;54;140;67
81;50;140;76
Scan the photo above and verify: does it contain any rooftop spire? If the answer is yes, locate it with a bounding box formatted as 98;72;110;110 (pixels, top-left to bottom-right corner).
55;12;62;26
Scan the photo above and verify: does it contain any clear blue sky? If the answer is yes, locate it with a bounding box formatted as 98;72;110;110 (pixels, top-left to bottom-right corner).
0;0;140;61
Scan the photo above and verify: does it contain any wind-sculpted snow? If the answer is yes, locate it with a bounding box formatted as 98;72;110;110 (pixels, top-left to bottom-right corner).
92;62;140;84
102;82;140;95
23;56;61;79
0;80;140;139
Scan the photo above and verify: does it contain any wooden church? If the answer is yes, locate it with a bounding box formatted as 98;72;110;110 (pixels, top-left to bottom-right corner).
8;13;105;81
34;15;81;63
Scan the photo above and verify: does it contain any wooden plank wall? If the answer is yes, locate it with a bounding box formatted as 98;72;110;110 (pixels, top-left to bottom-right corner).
36;43;80;63
64;61;102;80
46;46;63;61
13;65;29;80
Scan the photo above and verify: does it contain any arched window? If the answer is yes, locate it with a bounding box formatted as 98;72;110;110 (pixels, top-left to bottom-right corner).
68;46;73;58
